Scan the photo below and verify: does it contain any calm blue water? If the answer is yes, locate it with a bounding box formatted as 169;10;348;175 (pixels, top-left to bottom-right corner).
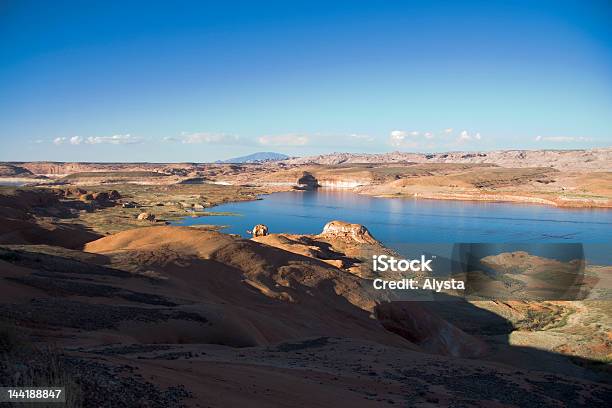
174;190;612;263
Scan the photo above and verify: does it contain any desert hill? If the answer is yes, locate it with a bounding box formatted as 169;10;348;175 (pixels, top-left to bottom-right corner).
2;223;610;406
83;225;486;355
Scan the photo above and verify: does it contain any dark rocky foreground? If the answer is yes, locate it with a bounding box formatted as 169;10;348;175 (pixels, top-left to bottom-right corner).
1;238;610;407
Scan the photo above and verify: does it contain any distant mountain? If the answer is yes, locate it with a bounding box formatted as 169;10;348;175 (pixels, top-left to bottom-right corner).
217;152;289;164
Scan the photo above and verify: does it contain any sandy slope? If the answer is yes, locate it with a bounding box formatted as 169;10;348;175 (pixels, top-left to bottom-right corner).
83;226;415;348
1;223;611;406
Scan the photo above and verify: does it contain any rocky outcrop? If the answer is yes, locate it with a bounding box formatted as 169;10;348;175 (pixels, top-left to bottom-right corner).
137;212;156;222
318;220;377;244
249;224;269;237
295;172;319;190
61;188;121;205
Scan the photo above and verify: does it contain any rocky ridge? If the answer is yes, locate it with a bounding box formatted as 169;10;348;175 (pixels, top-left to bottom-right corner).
283;148;612;171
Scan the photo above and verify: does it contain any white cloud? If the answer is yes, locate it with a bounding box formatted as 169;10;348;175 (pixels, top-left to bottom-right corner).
534;136;591;143
456;130;482;144
85;134;143;145
70;136;83;145
389;130;426;148
389;130;407;147
389;127;481;148
54;134;142;145
349;133;374;142
175;132;240;145
258;134;309;146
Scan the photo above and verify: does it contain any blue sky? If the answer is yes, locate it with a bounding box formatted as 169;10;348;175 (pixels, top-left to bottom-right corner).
0;0;611;162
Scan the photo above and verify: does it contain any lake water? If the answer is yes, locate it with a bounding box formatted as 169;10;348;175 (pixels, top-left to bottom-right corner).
174;189;612;264
0;181;26;186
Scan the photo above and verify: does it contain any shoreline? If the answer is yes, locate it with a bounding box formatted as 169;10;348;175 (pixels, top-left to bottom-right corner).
223;183;612;210
370;191;612;209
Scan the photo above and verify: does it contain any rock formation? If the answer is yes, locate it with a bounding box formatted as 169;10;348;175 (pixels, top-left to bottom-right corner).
63;188;120;206
249;224;269;237
137;212;156;222
319;220;377;244
295;172;319;190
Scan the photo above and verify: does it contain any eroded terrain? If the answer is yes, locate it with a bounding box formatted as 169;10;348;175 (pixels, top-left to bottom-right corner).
1;151;611;406
3;147;612;208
